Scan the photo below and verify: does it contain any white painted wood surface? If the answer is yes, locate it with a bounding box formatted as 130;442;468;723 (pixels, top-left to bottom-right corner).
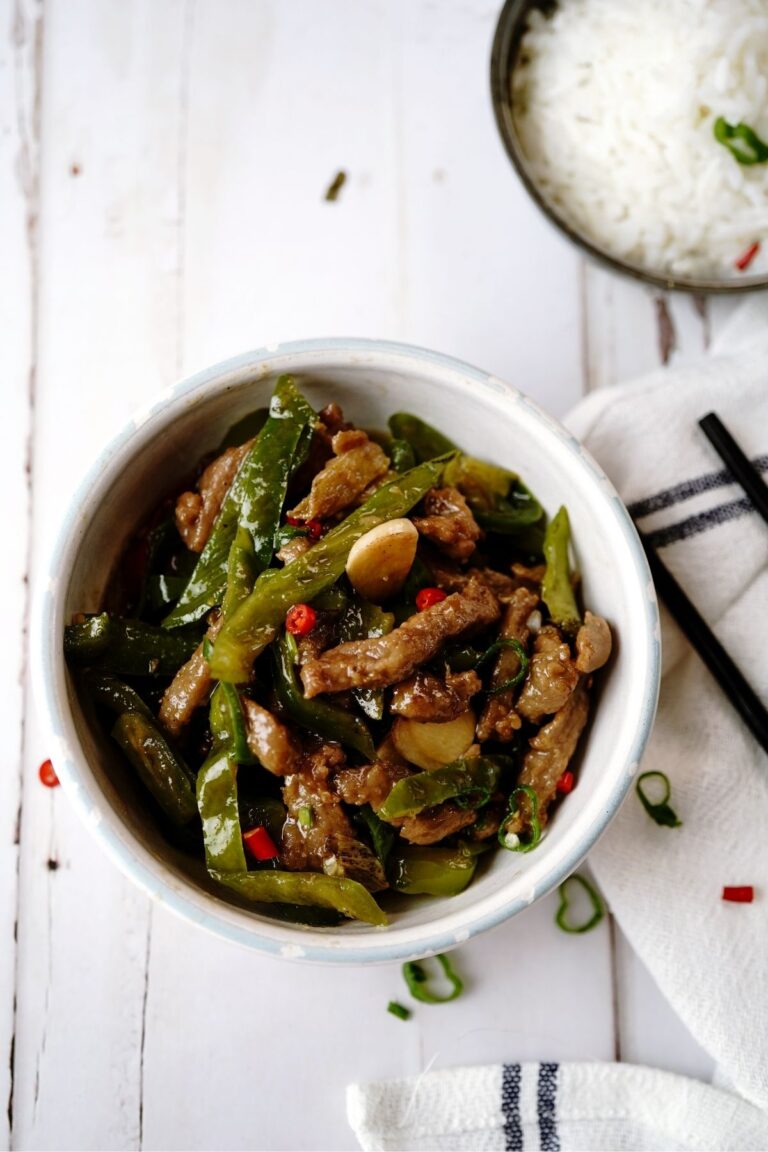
1;1;735;1148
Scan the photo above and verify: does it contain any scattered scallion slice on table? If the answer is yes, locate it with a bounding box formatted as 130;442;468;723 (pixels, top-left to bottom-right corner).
402;953;464;1004
555;874;604;934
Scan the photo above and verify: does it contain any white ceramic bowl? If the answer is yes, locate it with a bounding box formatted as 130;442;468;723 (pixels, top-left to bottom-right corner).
34;338;659;964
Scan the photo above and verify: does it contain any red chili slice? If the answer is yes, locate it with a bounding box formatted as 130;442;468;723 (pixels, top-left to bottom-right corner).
285;603;317;636
243;826;279;861
38;759;60;788
557;770;575;794
415;587;448;611
722;886;754;903
735;242;760;272
305;518;324;540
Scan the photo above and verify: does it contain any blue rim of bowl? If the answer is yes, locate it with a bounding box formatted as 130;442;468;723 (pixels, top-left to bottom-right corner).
34;336;660;964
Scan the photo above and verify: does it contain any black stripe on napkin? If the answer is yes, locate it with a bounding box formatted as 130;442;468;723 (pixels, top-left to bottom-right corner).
537;1063;560;1152
501;1064;523;1151
628;455;768;520
643;496;753;550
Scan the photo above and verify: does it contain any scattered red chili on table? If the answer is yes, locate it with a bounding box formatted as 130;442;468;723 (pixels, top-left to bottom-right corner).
243;826;279;861
415;587;448;611
722;886;754;903
285;603;317;636
557;770;575;794
735;241;760;272
38;759;59;788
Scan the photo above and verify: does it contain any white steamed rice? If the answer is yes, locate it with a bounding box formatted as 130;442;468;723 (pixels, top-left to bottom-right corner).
512;0;768;279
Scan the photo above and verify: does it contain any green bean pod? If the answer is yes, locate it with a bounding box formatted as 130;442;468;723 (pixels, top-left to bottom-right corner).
211;869;387;925
541;505;581;635
111;711;197;826
65;613;200;677
164;375;315;629
209;454;451;683
378;757;508;821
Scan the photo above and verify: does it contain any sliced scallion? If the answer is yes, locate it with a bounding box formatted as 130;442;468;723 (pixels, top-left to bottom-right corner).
497;785;541;853
555;873;604;934
387;1001;411;1021
714;117;768;166
475;637;529;694
636;771;681;828
402;953;464;1004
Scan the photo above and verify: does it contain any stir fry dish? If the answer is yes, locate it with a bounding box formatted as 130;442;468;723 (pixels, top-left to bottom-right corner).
65;377;612;927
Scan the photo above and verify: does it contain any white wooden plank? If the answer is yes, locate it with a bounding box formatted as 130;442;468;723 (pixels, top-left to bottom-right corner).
0;0;41;1145
14;2;189;1147
142;888;615;1152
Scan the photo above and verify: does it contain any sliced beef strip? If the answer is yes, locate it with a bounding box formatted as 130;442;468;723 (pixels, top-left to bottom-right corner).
503;678;589;839
332;760;413;809
276;535;313;566
281;744;387;891
174;440;253;553
300;578;500;698
516;624;579;724
424;554;519;602
398;801;476;845
510;562;546;585
288;428;389;522
158;611;222;737
575;611;612;673
476;586;540;743
390;669;482;722
242;698;300;776
412;487;482;562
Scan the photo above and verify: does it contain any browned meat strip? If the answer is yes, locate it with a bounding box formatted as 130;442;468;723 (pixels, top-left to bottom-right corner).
295;611;338;666
158;612;222;737
301;578;500;698
242;698;300;776
281;744;386;891
412;487;481;562
390;669;482;722
476;587;540;743
510;562;546;585
516;625;579;723
466;798;505;841
425;556;518;602
332;760;412;809
399;801;477;845
503;679;590;839
276;535;313;565
174;441;252;553
575;611;612;673
288;428;389;521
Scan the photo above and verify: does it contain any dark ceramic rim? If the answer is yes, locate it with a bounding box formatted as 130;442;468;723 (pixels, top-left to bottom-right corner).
490;0;768;295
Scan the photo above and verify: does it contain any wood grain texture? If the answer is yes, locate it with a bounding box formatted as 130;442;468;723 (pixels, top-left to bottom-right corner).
4;1;731;1148
0;0;42;1145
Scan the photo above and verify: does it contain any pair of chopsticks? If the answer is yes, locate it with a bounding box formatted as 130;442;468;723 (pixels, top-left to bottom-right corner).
639;412;768;755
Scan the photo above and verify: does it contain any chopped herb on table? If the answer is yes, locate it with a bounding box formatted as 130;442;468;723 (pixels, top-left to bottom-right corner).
402;953;464;1004
635;771;682;828
555;874;605;934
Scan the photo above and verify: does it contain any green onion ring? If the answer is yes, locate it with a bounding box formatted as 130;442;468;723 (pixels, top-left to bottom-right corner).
636;771;682;828
402;953;464;1004
555;874;604;934
714;117;768;166
475;637;529;695
497;784;541;853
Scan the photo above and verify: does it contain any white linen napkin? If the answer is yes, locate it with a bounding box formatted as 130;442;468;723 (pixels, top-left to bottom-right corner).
348;298;768;1151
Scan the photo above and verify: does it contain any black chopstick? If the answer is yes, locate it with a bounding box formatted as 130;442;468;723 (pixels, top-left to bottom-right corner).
699;412;768;527
640;538;768;756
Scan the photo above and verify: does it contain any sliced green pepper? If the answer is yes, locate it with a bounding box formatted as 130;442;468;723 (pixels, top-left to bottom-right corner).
474;479;544;535
111;711;197;825
356;804;396;865
222;525;259;618
209;454;451;683
65;613;200;676
443;453;512;511
541;505;581;635
388;437;416;473
389;844;477;896
164;375;315;629
211;869;387;925
378;757;508;821
215;407;269;452
273;631;376;760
